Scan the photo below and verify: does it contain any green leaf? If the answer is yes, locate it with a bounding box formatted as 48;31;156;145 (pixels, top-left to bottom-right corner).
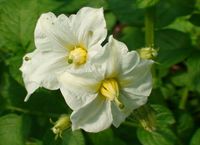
177;112;194;140
85;0;108;9
171;72;189;87
62;130;85;145
0;0;39;84
0;72;68;115
108;0;195;27
135;0;160;8
26;139;43;145
186;52;200;93
105;12;117;31
155;0;195;28
108;0;144;25
190;128;200;145
0;114;25;145
167;16;200;46
152;105;175;126
196;0;200;10
137;127;177;145
120;26;145;50
43;130;85;145
88;129;126;145
0;0;39;53
160;83;175;99
6;53;24;85
0;72;26;108
47;0;108;14
155;29;192;67
189;13;200;26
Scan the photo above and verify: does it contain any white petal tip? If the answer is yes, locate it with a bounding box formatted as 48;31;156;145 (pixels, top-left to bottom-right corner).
24;94;31;102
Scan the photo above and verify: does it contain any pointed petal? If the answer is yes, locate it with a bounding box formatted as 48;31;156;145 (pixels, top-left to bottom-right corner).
121;91;148;108
92;36;129;78
58;68;103;110
120;51;140;75
35;12;77;52
111;102;126;127
71;96;113;132
20;49;67;101
112;92;147;127
70;7;107;48
23;82;39;102
120;59;153;97
87;43;103;64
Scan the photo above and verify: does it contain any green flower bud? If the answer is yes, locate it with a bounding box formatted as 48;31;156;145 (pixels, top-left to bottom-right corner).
138;47;157;60
50;114;71;139
133;104;156;132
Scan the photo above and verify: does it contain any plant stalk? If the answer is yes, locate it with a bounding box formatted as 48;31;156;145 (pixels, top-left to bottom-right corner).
145;7;155;47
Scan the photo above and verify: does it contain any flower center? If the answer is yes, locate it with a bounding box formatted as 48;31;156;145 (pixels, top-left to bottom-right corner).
68;47;87;65
100;79;124;109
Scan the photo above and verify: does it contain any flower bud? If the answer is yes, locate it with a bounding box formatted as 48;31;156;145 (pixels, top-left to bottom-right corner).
50;114;71;139
138;47;157;60
133;104;156;132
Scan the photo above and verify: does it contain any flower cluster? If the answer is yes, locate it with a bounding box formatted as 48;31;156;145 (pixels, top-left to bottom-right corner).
20;7;153;133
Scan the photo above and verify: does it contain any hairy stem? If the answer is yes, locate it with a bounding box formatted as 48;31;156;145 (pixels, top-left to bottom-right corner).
6;106;61;117
179;88;189;109
145;7;155;47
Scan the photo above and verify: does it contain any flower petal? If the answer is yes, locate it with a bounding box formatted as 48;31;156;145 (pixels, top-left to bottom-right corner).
120;51;140;75
20;49;67;101
71;95;113;132
111;102;126;127
87;43;103;64
58;68;103;110
121;91;148;108
35;12;77;52
70;7;107;48
112;92;147;127
93;36;128;78
120;59;153;97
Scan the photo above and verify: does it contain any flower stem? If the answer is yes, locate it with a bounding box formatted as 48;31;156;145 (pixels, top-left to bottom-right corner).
179;88;189;109
144;6;157;88
5;106;60;117
145;7;155;47
123;121;139;128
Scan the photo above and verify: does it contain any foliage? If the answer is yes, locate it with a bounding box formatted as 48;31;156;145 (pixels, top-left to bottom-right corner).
0;0;200;145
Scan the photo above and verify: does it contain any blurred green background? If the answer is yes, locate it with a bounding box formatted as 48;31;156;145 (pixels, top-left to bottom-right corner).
0;0;200;145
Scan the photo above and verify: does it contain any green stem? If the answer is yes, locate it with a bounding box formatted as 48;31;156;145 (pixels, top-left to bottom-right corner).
145;6;157;88
179;88;189;109
145;7;155;47
123;121;139;128
6;106;61;117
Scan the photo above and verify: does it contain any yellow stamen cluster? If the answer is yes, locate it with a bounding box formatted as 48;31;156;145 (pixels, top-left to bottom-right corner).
100;79;124;109
68;47;87;65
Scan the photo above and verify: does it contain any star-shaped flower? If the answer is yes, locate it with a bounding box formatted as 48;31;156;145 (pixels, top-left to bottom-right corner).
58;36;153;132
20;7;107;101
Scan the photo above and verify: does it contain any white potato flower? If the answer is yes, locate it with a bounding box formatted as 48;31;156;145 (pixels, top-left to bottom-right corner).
58;36;153;132
20;7;107;101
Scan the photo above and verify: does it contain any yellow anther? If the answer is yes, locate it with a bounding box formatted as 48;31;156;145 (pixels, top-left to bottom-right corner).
114;97;124;109
100;79;124;109
68;47;87;65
